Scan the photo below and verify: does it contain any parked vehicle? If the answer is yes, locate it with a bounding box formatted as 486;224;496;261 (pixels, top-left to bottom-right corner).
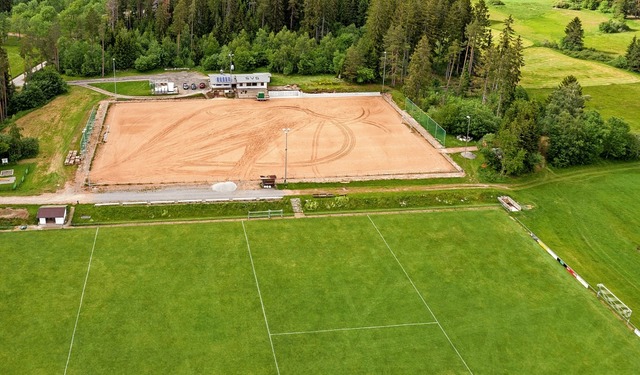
183;83;189;90
191;83;197;90
199;82;206;89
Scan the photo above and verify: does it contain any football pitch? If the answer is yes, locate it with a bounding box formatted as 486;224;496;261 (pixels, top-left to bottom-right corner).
2;210;640;374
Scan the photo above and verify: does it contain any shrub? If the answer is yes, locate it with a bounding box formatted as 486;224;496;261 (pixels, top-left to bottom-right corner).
563;48;615;63
599;18;630;33
428;97;500;140
134;53;161;72
554;1;571;9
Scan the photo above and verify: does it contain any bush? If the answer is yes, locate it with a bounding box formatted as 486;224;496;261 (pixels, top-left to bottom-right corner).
554;1;571;9
599;19;630;33
610;55;628;68
563;48;615;63
20;137;39;159
538;40;559;49
134;53;161;72
8;68;67;115
488;0;505;5
201;54;220;71
428;97;500;140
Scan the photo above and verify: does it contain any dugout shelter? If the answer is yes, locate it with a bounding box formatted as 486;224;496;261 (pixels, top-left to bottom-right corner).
36;205;67;225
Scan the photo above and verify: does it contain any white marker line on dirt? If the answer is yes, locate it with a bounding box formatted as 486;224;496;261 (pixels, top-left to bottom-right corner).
242;221;280;375
64;227;99;375
271;322;438;336
367;215;474;375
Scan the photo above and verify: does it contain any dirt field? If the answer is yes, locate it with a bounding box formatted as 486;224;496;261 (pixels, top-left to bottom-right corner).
89;96;458;185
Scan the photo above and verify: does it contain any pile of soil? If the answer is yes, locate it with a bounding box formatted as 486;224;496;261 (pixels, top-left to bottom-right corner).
0;208;29;220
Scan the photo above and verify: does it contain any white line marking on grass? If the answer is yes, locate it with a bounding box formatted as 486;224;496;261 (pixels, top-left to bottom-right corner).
242;221;281;375
272;322;438;336
367;216;474;375
64;228;99;375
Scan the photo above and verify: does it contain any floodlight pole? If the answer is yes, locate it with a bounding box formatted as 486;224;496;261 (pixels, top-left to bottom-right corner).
382;51;387;93
283;128;290;185
112;58;117;100
465;115;470;154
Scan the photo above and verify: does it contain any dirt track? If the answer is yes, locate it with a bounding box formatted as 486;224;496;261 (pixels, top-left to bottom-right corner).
90;96;458;185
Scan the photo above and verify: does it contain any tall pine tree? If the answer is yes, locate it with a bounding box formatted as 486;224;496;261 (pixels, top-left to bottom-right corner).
404;34;432;101
561;17;584;51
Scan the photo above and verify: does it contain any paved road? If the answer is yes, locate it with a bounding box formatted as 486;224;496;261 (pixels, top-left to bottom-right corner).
12;61;47;87
0;185;285;205
92;186;284;204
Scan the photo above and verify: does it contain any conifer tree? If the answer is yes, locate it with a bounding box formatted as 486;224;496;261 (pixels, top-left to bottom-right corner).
562;17;585;51
482;16;524;116
625;35;640;72
404;34;432;101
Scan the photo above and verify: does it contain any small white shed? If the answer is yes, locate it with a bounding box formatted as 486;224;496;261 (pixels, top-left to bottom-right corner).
37;205;67;225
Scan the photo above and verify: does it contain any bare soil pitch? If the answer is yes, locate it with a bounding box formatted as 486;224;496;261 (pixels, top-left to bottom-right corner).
89;96;457;185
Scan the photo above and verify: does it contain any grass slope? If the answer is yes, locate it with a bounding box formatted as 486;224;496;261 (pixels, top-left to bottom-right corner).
489;0;640;54
521;47;640;89
513;163;640;327
4;213;639;373
12;86;105;193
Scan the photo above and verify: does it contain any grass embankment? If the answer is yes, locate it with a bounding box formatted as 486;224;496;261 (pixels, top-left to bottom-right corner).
270;73;383;92
3;213;640;373
90;81;153;96
69;188;502;225
71;199;294;225
511;162;640;327
11;86;105;194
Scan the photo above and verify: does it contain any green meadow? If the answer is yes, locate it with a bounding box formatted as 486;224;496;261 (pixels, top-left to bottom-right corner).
513;162;640;327
2;212;640;373
489;0;640;54
487;0;640;132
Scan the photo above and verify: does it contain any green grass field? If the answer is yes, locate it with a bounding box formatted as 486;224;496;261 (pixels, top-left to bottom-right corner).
513;163;640;327
520;47;640;89
2;211;640;373
90;81;154;96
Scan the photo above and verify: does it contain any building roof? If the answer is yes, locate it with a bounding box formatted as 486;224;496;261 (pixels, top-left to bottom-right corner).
208;73;271;85
36;205;67;219
234;73;271;83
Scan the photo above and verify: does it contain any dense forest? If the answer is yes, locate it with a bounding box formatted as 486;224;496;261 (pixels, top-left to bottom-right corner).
0;0;638;172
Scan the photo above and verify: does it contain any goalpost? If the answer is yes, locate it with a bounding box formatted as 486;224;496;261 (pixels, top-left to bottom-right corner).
597;284;632;323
